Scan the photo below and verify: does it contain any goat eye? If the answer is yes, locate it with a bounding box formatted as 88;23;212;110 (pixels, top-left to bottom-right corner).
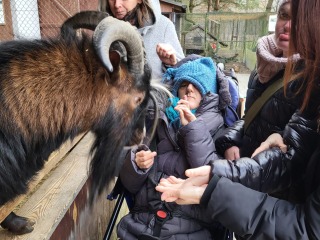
135;96;142;105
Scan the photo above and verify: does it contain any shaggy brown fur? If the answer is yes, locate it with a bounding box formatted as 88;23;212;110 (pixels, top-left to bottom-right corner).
0;11;151;234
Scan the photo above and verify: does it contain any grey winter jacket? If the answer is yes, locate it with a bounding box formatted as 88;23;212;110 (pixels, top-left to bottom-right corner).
137;0;185;80
100;0;185;80
117;93;224;239
199;87;320;239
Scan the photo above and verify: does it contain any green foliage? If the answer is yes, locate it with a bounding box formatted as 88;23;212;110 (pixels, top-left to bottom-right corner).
185;0;274;13
181;19;194;31
236;0;263;10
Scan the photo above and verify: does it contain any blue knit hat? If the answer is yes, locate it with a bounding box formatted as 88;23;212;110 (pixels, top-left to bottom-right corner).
162;57;217;97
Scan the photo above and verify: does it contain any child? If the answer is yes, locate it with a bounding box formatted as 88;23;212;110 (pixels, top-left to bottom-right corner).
117;57;227;239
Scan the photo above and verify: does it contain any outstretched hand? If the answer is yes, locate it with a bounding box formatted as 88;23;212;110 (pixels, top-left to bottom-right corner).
156;166;211;204
156;43;177;66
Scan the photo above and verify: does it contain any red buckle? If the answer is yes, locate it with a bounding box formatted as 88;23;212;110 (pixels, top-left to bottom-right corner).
156;210;167;219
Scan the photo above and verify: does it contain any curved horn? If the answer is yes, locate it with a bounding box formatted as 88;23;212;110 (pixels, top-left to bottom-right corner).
93;17;144;74
61;11;109;38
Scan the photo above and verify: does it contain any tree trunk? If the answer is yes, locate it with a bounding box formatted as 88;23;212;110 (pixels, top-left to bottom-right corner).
207;0;212;12
189;0;195;13
265;0;274;12
213;0;220;11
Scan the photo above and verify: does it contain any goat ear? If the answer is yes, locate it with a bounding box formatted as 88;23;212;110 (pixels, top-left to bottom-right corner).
108;50;121;82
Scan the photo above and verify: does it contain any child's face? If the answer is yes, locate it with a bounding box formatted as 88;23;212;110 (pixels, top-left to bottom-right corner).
178;81;202;110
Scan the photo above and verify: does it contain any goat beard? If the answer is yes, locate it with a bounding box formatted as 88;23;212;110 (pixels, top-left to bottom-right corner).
88;104;143;203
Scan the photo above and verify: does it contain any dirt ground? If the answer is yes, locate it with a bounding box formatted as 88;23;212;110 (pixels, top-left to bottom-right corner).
224;61;252;74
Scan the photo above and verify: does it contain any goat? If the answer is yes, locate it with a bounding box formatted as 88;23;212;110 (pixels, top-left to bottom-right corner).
0;11;152;235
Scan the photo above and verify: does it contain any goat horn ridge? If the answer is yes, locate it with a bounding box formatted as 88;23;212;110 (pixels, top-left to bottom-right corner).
93;16;144;74
60;11;109;39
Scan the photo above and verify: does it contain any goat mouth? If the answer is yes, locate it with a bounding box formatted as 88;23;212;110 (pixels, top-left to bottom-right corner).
142;92;158;146
124;91;158;148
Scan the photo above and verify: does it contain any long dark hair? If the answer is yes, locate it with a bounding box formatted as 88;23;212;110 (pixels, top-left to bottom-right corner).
284;0;320;112
99;0;154;28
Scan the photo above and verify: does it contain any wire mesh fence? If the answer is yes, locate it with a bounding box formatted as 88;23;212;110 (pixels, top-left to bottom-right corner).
165;12;271;65
0;0;99;41
1;0;271;68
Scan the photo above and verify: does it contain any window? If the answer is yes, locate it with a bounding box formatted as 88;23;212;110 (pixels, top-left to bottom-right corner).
193;36;202;45
0;0;4;24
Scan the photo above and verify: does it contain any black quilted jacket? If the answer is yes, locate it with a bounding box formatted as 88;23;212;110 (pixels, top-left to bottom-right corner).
215;69;304;158
202;92;320;239
211;107;319;200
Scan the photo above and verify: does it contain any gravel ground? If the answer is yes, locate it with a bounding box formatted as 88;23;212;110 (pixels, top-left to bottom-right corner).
225;61;252;74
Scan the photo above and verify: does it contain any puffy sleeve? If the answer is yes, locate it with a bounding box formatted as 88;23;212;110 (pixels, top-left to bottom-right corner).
161;16;184;61
177;94;224;167
200;176;319;239
177;118;220;168
119;145;153;195
211;111;319;194
215;119;245;156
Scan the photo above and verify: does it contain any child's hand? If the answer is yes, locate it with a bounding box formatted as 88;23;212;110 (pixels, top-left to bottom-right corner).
174;96;196;125
135;150;157;170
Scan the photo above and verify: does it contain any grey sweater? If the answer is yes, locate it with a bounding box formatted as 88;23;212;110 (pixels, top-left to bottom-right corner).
138;0;185;79
99;0;185;79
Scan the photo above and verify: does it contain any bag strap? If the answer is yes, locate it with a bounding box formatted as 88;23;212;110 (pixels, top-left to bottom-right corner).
244;77;284;133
